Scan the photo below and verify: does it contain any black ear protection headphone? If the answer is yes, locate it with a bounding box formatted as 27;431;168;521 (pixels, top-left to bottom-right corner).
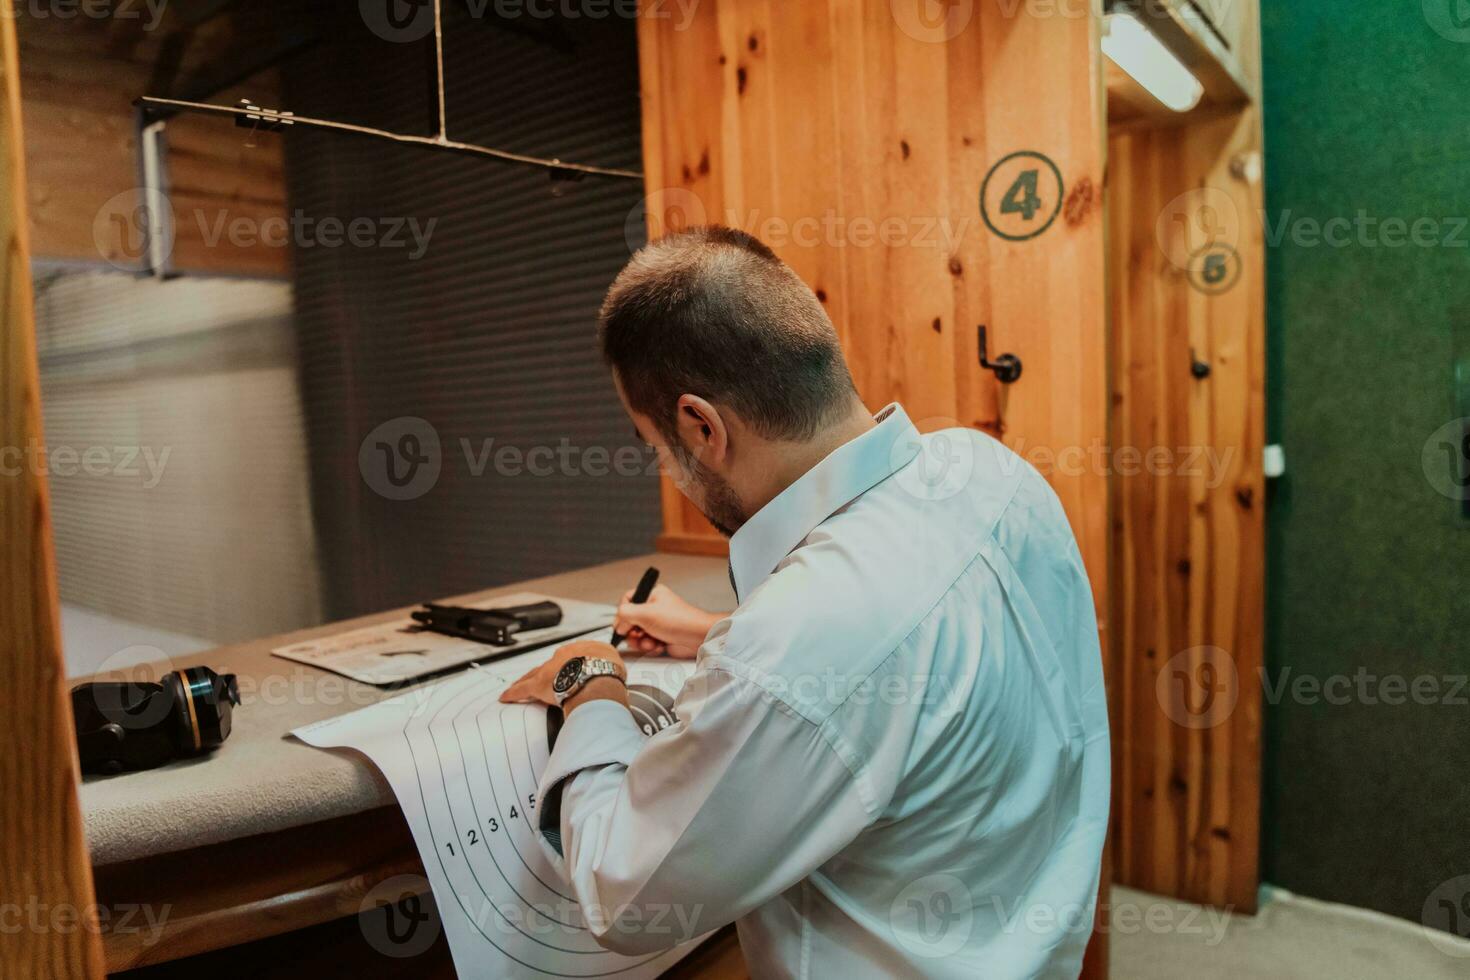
72;666;240;775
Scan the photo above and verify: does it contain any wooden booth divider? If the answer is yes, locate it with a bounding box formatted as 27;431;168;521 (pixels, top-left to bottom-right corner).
0;0;107;975
1105;1;1266;912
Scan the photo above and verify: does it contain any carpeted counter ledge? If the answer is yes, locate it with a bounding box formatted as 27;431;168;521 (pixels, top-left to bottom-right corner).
78;553;734;866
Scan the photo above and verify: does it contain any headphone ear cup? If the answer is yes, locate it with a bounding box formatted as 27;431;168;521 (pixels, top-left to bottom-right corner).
185;666;234;748
161;671;201;755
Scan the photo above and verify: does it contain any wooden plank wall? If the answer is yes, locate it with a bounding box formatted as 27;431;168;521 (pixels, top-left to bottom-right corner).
639;4;1110;970
0;2;106;975
1104;40;1265;914
16;9;287;276
637;0;1111;633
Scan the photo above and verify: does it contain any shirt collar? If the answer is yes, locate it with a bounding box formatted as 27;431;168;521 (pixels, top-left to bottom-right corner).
728;403;920;601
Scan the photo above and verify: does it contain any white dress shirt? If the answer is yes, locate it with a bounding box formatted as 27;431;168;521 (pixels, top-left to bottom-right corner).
537;404;1110;978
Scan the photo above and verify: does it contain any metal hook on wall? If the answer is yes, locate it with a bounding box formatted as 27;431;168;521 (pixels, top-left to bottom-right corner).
1190;347;1212;379
978;325;1023;384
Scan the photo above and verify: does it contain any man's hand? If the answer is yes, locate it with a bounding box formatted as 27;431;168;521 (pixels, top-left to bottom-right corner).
613;585;723;659
499;640;627;711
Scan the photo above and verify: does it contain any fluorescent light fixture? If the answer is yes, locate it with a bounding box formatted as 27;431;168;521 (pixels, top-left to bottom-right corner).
1103;10;1204;113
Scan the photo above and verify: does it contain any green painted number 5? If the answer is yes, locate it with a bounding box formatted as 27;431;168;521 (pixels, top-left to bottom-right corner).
1202;251;1228;284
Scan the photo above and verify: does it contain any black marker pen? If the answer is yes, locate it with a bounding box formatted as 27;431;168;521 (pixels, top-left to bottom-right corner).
609;566;660;648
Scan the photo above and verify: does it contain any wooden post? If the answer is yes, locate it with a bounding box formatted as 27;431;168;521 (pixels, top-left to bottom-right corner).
0;1;106;974
1105;0;1265;912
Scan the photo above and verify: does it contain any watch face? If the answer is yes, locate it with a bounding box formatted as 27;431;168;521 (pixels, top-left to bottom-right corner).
552;656;585;695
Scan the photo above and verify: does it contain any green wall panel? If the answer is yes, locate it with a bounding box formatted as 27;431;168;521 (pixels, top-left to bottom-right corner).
1260;0;1470;927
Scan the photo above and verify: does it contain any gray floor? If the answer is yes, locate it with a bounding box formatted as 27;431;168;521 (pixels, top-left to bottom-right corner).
1111;885;1470;979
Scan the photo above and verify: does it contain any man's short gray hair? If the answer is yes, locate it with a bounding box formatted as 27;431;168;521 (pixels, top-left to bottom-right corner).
599;226;858;442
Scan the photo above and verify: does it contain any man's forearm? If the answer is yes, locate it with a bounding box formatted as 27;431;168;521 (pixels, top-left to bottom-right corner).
563;675;629;714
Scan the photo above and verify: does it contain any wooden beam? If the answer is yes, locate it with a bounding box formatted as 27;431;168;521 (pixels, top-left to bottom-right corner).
0;1;105;975
1105;107;1264;914
1105;0;1264;912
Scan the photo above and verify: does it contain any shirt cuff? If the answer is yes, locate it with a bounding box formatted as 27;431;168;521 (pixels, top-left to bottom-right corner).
536;698;644;852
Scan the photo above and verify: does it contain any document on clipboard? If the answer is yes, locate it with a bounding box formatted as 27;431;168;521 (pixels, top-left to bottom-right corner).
271;592;614;686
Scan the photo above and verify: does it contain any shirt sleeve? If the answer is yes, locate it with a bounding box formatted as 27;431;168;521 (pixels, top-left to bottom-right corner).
533;632;875;955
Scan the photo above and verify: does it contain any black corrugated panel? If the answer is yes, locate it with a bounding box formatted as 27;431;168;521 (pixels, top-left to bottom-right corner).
284;3;657;619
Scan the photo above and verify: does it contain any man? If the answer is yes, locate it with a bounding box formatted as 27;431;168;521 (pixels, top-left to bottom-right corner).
501;227;1109;978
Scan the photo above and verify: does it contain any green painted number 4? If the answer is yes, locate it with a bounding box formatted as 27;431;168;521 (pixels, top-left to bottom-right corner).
1001;169;1043;221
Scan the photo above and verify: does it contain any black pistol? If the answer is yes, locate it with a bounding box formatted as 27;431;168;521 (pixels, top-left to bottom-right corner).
410;599;563;646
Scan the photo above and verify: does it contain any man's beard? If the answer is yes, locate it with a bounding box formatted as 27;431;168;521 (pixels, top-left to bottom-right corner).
671;443;746;537
693;462;746;538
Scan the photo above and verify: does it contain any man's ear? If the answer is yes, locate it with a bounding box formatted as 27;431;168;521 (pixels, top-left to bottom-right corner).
673;394;730;467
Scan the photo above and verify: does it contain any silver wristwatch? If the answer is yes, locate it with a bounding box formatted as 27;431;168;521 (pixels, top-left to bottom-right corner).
551;656;626;705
